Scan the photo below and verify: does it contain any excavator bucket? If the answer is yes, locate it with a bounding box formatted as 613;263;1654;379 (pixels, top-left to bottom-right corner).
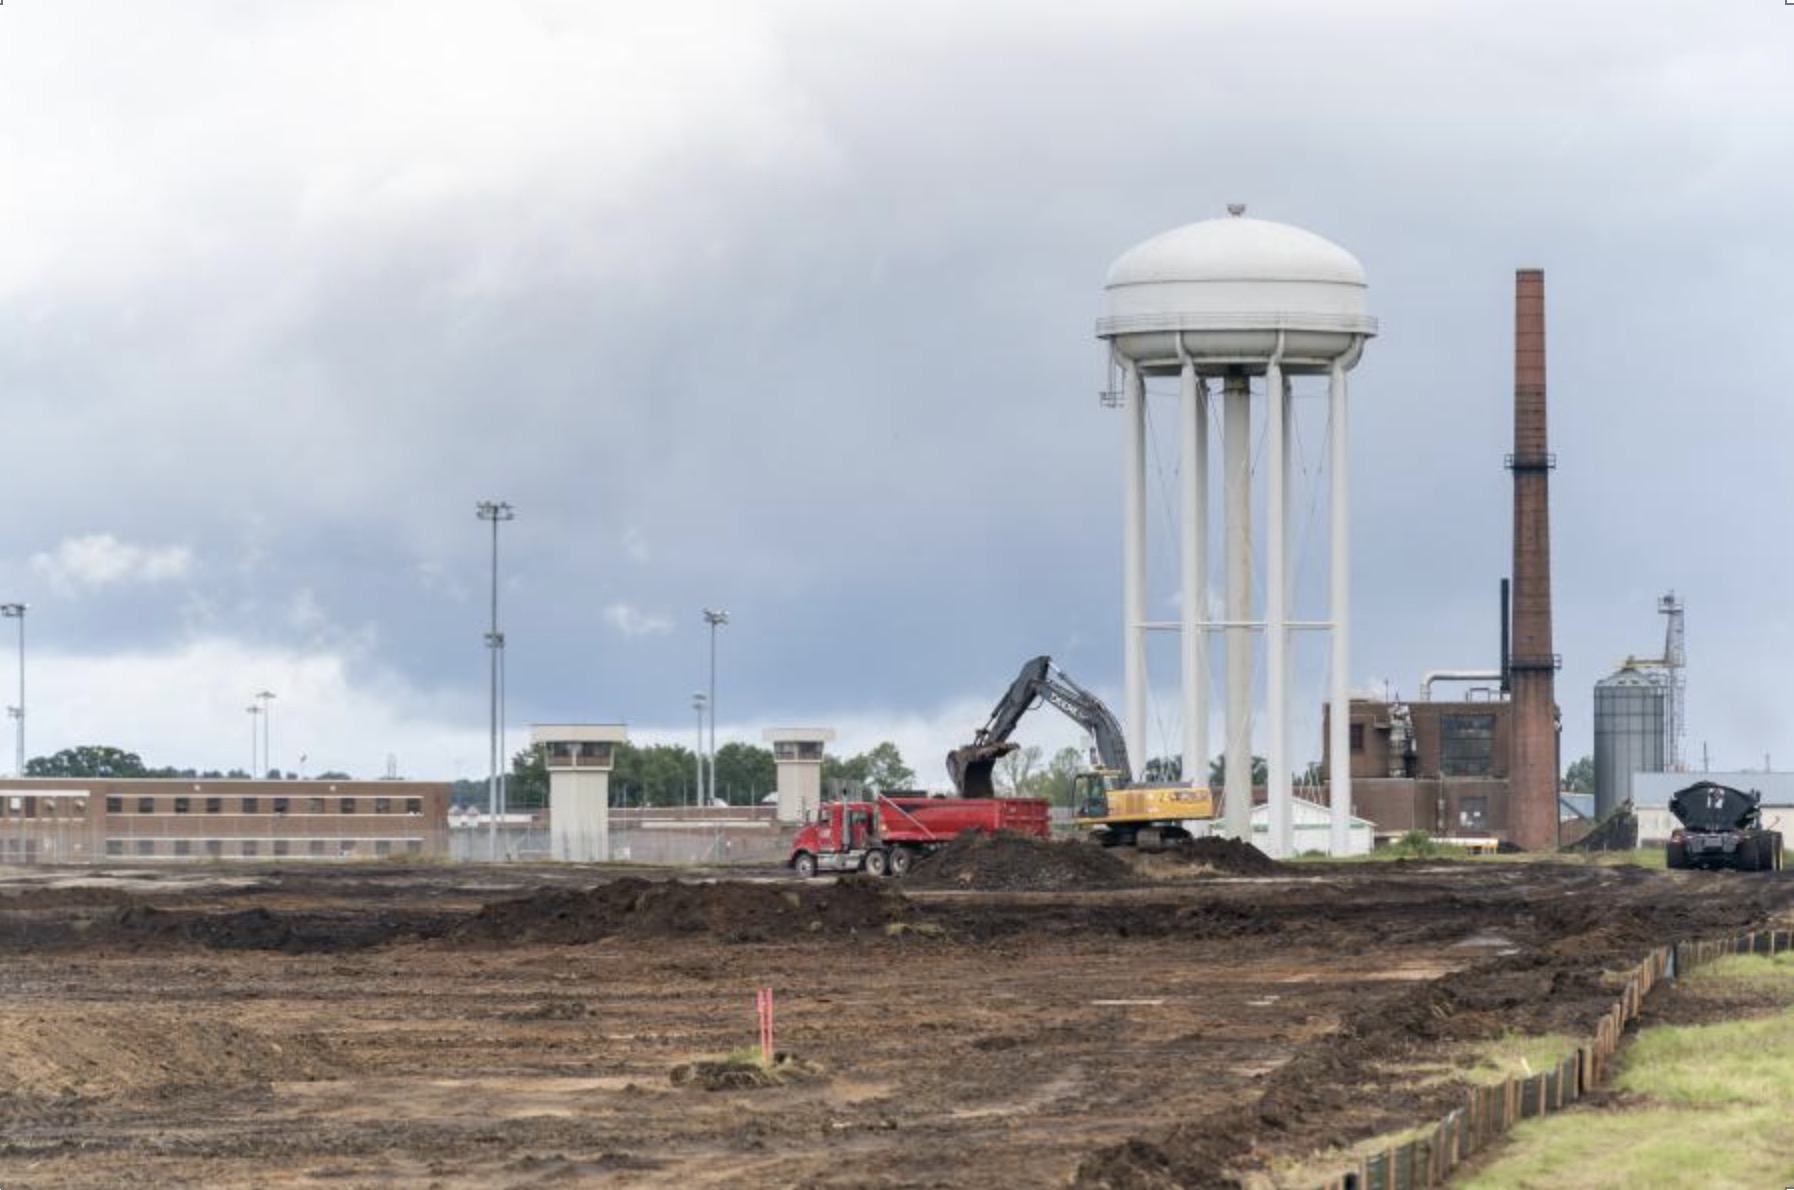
945;741;1019;799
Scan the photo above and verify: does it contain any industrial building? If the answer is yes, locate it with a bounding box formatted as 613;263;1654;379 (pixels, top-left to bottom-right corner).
0;777;450;864
1332;694;1516;842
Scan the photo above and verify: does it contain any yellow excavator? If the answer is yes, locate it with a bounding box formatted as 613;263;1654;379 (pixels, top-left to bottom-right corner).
945;655;1214;849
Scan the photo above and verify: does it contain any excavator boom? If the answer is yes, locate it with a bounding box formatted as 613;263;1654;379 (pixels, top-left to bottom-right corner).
945;655;1131;797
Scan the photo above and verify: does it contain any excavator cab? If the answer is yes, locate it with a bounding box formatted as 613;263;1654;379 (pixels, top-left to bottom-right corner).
1072;769;1122;820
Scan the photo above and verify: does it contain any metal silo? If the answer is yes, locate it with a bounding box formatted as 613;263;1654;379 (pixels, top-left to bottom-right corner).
1593;666;1668;819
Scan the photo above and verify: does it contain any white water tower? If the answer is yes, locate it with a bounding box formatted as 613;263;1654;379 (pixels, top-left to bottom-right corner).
1096;206;1375;856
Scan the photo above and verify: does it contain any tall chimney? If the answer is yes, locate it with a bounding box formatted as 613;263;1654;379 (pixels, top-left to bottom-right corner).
1508;269;1559;849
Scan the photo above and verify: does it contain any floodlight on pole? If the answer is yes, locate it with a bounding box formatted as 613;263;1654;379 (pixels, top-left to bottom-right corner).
0;604;23;778
254;690;276;778
702;608;728;806
245;704;262;777
477;500;516;862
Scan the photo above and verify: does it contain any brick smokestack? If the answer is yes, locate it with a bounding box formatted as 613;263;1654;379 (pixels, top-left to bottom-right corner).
1508;269;1559;849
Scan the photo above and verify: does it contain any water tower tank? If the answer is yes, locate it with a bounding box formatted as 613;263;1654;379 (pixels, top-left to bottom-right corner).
1098;208;1377;376
1593;666;1668;819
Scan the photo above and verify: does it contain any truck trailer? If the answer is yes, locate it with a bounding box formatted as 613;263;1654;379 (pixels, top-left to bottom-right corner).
788;795;1050;878
1666;780;1783;871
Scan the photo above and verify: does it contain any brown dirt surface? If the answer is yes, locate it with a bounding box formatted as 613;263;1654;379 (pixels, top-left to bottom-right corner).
0;859;1789;1188
1153;835;1282;875
903;829;1138;890
455;875;911;943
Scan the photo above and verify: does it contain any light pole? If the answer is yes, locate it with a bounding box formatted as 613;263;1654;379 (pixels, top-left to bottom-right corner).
692;692;707;807
702;608;728;806
245;704;262;777
1;604;24;777
254;690;276;778
477;500;516;862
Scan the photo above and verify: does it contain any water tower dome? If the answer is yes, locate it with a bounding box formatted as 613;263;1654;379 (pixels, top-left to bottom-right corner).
1099;209;1376;375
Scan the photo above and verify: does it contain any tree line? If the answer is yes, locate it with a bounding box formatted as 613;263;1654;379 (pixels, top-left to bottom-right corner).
25;744;349;782
455;739;926;811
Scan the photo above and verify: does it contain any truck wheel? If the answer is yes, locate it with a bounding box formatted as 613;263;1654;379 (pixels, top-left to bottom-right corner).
793;852;818;880
1665;842;1686;870
887;846;914;876
862;849;889;877
1739;838;1759;871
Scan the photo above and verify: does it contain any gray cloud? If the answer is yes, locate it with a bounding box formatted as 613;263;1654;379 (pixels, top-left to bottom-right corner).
1;0;1790;776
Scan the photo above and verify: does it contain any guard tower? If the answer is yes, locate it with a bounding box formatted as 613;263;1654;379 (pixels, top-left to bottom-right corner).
1097;206;1375;856
763;728;834;823
532;723;628;861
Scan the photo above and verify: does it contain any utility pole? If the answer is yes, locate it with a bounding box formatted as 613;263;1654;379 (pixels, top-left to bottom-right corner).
477;501;516;861
1;604;25;777
702;608;728;806
245;704;262;776
692;692;707;808
254;690;276;777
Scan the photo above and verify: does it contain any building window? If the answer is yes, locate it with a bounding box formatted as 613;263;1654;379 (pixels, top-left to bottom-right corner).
374;797;391;814
338;840;356;856
1459;796;1489;831
577;741;613;767
273;797;289;815
136;839;156;856
340;797;356;814
406;840;423;855
242;796;260;813
242;840;259;857
106;839;124;856
205;839;224;857
375;840;392;857
1349;724;1365;754
173;839;191;856
137;797;155;814
106;796;122;814
205;796;222;814
774;741;824;762
405;798;422;815
1440;713;1498;778
273;839;290;857
309;840;327;857
174;797;191;814
308;797;326;814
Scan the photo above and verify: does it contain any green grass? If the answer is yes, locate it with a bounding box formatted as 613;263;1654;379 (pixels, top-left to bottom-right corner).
1458;953;1794;1189
1463;1032;1579;1086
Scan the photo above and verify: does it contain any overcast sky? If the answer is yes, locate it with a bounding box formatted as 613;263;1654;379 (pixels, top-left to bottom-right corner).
2;1;1791;787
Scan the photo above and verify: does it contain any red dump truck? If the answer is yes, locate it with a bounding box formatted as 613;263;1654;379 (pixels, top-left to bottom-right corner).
789;795;1050;878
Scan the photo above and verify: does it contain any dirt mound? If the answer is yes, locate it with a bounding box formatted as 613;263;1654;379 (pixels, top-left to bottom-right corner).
903;831;1137;892
0;1005;335;1102
669;1053;824;1091
457;877;911;944
1155;836;1280;875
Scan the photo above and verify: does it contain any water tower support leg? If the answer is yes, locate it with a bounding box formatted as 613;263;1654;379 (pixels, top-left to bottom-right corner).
1329;355;1354;855
1123;362;1149;775
1180;357;1209;790
1267;361;1291;857
1223;373;1254;841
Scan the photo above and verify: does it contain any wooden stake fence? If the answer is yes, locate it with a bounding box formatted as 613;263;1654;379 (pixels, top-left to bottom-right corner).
1308;928;1790;1189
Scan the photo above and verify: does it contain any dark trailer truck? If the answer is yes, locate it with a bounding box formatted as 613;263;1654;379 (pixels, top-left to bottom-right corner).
1666;780;1783;871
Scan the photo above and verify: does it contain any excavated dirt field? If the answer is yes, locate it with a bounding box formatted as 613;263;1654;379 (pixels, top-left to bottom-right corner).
1;847;1792;1189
